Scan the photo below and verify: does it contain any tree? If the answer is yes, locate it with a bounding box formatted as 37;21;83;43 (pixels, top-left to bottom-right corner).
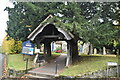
5;2;85;58
5;2;119;56
78;2;119;53
5;2;63;41
2;36;22;54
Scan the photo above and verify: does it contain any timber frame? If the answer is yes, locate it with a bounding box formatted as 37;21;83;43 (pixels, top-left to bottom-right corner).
27;15;78;66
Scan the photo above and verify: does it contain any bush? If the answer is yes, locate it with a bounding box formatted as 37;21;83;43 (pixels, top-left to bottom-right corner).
2;36;22;54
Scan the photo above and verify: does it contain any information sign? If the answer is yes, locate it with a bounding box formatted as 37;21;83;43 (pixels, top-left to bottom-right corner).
21;40;34;55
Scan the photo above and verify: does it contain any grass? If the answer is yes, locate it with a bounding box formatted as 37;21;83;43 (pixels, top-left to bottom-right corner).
60;54;118;76
7;52;61;71
7;54;35;71
7;53;117;76
52;52;62;55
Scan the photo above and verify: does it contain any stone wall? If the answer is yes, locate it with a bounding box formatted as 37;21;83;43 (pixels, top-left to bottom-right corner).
80;67;118;78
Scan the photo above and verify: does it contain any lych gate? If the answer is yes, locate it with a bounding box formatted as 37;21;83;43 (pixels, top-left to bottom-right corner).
27;15;78;66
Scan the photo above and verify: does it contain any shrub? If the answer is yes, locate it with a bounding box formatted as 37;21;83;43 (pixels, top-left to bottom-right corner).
2;36;22;54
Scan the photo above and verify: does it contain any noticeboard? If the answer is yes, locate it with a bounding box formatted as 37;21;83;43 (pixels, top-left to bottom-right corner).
21;40;34;55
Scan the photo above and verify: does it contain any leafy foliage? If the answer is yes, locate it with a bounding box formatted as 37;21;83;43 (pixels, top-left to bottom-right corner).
2;36;22;54
5;2;119;50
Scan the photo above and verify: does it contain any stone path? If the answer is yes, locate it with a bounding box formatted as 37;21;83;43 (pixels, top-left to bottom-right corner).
0;54;4;77
27;54;67;78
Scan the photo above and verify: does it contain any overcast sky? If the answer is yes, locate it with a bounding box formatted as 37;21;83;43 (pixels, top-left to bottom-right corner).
0;0;13;45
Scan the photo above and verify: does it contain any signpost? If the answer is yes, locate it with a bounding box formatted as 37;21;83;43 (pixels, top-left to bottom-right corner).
25;58;28;74
107;62;118;77
21;40;34;74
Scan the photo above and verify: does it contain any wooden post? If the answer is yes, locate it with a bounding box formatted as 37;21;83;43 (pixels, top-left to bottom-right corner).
44;43;47;60
25;58;28;74
47;42;51;57
54;61;58;74
44;42;51;60
36;40;40;49
66;41;72;66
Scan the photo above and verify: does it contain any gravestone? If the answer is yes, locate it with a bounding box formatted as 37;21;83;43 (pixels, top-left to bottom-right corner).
89;44;93;55
82;43;90;54
103;47;106;55
94;48;97;54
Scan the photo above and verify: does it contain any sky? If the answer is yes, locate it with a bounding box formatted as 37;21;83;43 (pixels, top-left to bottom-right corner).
0;0;14;45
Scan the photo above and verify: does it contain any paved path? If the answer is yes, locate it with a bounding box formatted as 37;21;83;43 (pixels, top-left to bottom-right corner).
0;53;4;77
28;54;67;75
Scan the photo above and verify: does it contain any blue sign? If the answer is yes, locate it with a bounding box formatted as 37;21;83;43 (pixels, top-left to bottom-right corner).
21;40;34;55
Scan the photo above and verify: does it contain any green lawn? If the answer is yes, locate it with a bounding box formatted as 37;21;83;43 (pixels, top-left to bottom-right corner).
7;54;35;71
60;54;118;76
7;53;60;71
7;53;118;76
51;52;62;55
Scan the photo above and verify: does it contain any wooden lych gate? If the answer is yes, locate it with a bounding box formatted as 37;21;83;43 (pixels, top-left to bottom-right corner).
27;15;78;66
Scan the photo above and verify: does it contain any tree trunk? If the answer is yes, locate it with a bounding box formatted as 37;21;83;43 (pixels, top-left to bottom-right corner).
66;39;79;66
71;40;79;60
70;39;79;62
66;41;71;66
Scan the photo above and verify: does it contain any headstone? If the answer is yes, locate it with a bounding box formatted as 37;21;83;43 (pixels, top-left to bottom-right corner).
89;44;93;55
117;49;119;55
94;48;97;54
82;43;90;54
103;47;106;55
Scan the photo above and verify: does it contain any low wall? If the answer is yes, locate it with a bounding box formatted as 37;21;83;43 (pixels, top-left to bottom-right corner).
80;67;118;78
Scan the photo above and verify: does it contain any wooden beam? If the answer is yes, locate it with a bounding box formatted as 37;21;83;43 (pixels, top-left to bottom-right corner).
66;41;72;66
42;35;59;38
